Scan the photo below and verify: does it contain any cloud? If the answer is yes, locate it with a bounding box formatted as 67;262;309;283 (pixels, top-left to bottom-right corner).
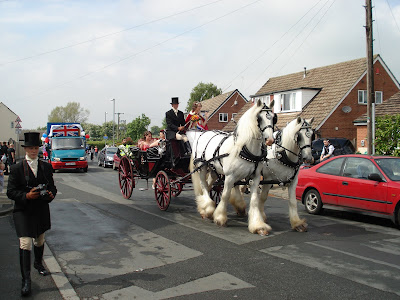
0;0;399;131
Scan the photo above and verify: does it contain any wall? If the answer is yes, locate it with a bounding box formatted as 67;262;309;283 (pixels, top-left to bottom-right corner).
207;91;247;130
0;103;18;144
318;60;399;146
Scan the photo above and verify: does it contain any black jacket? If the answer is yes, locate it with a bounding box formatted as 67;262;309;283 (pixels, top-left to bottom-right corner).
7;160;57;237
165;109;186;140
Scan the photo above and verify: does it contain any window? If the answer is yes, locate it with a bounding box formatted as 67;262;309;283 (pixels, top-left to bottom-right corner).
10;121;14;128
281;93;296;111
317;157;345;176
231;113;237;121
375;91;382;104
342;157;380;179
219;113;228;122
358;90;383;104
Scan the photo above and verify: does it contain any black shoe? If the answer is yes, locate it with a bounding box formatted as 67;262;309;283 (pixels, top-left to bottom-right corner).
19;249;31;296
34;245;51;276
34;261;50;276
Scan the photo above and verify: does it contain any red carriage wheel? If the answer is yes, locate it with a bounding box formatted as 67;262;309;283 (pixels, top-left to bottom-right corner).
210;185;223;205
118;156;135;199
171;181;183;197
155;171;171;211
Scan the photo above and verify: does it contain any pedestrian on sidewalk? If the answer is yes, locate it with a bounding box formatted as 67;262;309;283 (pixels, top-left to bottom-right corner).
1;142;9;175
0;162;4;193
7;132;57;297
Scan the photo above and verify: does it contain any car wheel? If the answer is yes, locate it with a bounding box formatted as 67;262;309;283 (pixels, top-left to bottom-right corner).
304;189;323;215
83;167;88;172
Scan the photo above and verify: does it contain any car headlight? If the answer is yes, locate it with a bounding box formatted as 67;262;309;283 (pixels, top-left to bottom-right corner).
54;157;61;161
107;156;113;161
79;157;86;161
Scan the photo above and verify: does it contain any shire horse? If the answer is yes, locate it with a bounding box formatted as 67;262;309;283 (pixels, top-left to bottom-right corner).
188;99;275;235
258;116;314;233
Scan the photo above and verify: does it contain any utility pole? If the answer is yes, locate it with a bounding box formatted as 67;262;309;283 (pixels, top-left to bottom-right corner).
115;112;124;141
365;0;375;155
111;99;115;146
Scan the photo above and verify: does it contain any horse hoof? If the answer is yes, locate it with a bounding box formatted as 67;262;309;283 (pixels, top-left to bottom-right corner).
295;224;308;232
257;229;269;236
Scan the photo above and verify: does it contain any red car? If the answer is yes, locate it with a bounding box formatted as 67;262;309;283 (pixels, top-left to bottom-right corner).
113;153;121;170
296;154;400;226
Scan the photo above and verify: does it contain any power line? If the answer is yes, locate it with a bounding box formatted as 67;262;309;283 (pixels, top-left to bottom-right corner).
221;0;324;93
244;0;333;92
13;0;263;101
0;0;224;67
276;0;337;76
385;0;400;34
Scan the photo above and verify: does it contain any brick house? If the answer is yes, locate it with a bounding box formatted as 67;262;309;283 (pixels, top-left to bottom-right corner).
223;55;400;148
354;90;400;153
199;89;248;130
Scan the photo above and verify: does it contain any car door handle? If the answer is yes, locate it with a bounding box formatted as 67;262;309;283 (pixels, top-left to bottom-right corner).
342;181;348;186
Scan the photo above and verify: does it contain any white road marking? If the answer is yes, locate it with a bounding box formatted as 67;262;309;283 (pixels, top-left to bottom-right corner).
101;272;254;300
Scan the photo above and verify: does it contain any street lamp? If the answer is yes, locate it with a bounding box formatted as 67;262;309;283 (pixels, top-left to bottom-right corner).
111;99;115;146
104;112;108;147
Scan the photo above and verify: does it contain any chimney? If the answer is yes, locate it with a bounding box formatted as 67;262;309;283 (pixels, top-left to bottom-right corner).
303;67;307;79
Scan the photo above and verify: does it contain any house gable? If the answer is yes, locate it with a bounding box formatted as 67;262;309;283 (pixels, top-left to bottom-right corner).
201;89;248;130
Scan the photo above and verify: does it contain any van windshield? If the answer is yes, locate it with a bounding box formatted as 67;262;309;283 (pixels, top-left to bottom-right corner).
52;138;85;150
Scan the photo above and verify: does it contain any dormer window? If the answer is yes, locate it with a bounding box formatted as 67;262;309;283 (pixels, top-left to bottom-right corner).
281;92;296;111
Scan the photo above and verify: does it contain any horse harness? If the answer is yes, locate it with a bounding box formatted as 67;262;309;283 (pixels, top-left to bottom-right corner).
264;120;313;184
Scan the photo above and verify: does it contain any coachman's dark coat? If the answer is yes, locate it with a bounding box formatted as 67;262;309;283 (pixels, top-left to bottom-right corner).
7;160;57;237
165;109;186;140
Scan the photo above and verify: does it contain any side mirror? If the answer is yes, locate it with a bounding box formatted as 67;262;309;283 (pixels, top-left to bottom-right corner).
368;173;384;182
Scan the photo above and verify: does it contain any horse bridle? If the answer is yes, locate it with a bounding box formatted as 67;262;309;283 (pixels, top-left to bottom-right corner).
258;106;275;133
276;120;313;162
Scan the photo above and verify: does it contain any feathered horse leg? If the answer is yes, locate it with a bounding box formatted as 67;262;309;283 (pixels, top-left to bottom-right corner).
288;174;307;232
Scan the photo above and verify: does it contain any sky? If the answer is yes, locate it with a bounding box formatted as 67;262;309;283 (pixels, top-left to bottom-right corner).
1;0;399;130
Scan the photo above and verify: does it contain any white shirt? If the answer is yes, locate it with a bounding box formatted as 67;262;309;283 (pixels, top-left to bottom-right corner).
25;155;38;177
172;108;178;116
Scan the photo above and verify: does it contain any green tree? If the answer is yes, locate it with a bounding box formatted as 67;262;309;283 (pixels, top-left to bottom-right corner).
48;102;89;123
185;82;222;112
126;114;151;142
375;115;400;156
150;125;161;137
162;117;167;129
83;123;103;141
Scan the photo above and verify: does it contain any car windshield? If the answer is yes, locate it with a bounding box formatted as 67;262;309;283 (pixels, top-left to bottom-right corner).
106;148;117;154
375;158;400;181
51;138;85;150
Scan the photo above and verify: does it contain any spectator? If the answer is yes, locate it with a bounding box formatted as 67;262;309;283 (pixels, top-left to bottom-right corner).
1;142;9;175
0;162;4;193
94;146;98;157
320;139;334;162
90;146;94;161
7;132;57;296
7;143;16;166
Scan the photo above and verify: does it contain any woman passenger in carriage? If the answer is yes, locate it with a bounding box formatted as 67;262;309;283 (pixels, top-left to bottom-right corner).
138;131;159;151
185;102;208;131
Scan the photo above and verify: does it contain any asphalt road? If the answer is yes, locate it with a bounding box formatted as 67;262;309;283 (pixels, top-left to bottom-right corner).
3;160;400;299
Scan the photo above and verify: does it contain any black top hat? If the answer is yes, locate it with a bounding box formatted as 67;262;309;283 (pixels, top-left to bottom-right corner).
22;132;41;147
171;97;179;104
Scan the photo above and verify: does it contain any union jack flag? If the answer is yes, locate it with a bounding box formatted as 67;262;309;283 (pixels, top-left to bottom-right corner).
51;124;81;137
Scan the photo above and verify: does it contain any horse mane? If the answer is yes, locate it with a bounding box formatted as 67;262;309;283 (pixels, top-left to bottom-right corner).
281;117;303;148
231;103;263;156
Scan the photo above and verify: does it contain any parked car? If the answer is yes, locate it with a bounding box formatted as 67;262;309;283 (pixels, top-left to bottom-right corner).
296;154;400;226
312;138;355;162
113;153;121;170
97;146;117;168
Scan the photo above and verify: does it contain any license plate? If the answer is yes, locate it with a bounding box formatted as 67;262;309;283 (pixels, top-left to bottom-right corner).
65;162;76;165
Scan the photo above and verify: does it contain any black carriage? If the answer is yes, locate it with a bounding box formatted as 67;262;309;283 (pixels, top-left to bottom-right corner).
118;139;223;210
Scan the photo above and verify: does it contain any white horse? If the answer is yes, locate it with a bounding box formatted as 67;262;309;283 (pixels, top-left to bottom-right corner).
258;117;314;233
188;99;275;234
